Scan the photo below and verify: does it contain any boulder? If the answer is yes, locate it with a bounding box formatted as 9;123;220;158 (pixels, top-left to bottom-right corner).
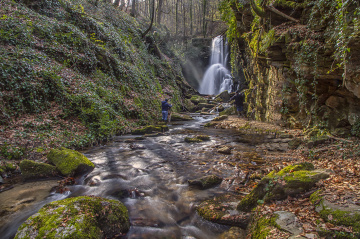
218;146;232;155
131;125;168;135
215;91;231;102
184;135;210;143
274;211;303;236
212;115;228;121
237;162;329;212
220;106;236;116
47;148;95;177
197;194;250;228
15;196;130;239
190;95;207;105
170;112;194;121
310;190;360;237
188;175;222;189
19;159;58;180
220;227;246;239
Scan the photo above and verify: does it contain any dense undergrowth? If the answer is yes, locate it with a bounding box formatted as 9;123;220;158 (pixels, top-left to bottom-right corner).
0;0;194;162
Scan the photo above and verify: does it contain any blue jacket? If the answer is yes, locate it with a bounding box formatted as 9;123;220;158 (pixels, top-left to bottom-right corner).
161;101;172;111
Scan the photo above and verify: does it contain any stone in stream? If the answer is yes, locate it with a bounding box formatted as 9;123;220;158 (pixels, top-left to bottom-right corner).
237;162;330;212
19;159;59;180
217;146;232;154
188;175;222;189
47;148;95;177
197;194;250;228
15;196;130;239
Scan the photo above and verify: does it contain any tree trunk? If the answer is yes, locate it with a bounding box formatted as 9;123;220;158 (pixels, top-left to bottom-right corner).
142;0;155;38
114;0;120;7
131;0;136;17
157;0;163;25
190;0;193;36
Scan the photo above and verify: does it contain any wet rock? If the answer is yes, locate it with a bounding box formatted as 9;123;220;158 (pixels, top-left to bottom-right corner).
144;132;165;137
220;106;235;116
190;95;207;105
47;148;95;177
132;125;168;135
15;196;130;239
19;160;58;180
204;122;217;127
218;146;231;155
129;143;146;150
184;135;210;143
212;115;228;121
170;113;194;121
188;175;222;189
0;176;3;184
237;162;329;212
274;211;303;236
197;194;250;228
216;90;231;102
220;227;246;239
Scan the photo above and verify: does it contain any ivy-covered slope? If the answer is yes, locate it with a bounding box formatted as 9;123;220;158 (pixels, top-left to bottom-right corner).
0;0;195;161
221;0;360;137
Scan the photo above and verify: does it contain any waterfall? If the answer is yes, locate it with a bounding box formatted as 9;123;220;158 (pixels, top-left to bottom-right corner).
199;36;232;95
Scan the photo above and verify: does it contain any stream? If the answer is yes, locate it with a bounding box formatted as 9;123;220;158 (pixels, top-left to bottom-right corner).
0;114;277;239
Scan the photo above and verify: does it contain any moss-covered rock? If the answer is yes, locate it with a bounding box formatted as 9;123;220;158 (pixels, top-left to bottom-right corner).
212;115;228;121
19;159;58;180
237;162;329;212
218;146;232;154
131;125;168;135
248;213;280;239
170;113;194;121
197;194;250;228
188;175;222;189
184;135;210;143
15;196;130;239
220;106;236;116
190;95;207;105
198;103;216;109
204;122;217;127
311;191;360;238
215;91;231;102
47;148;94;177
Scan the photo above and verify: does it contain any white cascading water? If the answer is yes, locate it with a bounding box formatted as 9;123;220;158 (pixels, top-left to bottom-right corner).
199;36;232;95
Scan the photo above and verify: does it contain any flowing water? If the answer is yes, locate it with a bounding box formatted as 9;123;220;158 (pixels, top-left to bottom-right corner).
199;36;232;95
0;114;261;239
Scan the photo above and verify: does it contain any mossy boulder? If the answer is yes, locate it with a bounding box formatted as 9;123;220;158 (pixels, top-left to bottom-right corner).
215;91;231;102
188;175;222;189
310;191;360;237
212;115;228;121
237;162;329;212
198;103;216;109
190;95;207;105
131;125;168;135
197;194;250;228
288;138;303;149
19;159;58;180
47;148;94;177
218;146;232;155
248;213;280;239
184;135;210;143
170;113;194;121
220;106;236;116
15;196;130;239
204;122;217;127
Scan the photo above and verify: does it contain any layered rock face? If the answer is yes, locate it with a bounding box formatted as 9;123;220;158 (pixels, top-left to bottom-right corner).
230;0;360;135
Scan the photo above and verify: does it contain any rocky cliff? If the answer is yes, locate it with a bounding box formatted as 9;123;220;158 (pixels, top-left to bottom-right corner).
225;0;360;137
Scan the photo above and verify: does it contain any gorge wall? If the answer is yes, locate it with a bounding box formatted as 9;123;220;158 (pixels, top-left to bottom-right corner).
226;0;360;137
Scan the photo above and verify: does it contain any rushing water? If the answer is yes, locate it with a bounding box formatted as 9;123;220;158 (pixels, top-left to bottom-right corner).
0;114;255;239
199;36;232;95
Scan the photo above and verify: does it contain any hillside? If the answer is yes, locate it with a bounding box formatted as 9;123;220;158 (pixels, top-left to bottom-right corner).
0;0;195;162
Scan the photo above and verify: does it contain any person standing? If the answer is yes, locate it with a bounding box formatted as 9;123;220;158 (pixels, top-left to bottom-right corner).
161;99;172;122
229;90;245;117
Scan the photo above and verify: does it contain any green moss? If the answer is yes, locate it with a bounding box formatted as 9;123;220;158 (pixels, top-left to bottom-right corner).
15;196;130;239
249;213;279;239
309;190;323;204
19;159;58;180
185;135;210;143
276;162;314;177
190;95;207;105
47;148;94;176
131;125;168;135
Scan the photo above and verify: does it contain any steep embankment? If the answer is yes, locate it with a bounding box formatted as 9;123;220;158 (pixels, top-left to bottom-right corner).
0;0;195;163
223;0;360;137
